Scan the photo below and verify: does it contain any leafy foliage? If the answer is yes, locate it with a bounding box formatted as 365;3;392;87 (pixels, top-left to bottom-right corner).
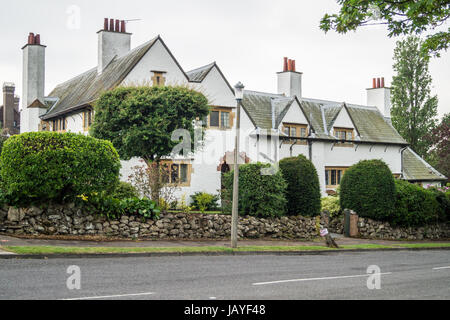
340;160;396;220
77;194;160;221
112;182;139;200
320;0;450;56
222;163;287;218
321;196;341;218
91;85;209;163
393;180;440;226
391;36;438;158
190;192;220;213
424;113;450;181
0;132;121;206
279;155;321;217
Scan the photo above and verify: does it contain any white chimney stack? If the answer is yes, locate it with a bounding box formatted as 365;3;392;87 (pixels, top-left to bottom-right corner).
98;18;131;74
367;77;392;122
21;32;46;133
277;57;302;98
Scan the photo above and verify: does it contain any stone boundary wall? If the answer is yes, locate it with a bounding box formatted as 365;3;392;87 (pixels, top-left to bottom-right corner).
0;205;448;240
356;217;449;240
0;205;320;240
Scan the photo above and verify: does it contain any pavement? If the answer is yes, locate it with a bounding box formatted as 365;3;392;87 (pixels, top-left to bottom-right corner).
0;250;449;300
1;233;448;249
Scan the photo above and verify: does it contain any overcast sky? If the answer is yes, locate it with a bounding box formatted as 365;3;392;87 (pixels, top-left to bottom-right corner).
1;0;449;118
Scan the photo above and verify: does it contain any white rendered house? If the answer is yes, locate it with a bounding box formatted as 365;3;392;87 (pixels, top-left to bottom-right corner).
20;19;447;201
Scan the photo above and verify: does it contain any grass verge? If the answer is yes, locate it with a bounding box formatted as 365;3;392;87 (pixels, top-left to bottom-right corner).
1;242;450;255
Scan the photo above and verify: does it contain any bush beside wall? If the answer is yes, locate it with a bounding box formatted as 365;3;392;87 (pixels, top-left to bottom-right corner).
222;163;287;218
340;159;396;221
0;132;121;206
279;155;321;217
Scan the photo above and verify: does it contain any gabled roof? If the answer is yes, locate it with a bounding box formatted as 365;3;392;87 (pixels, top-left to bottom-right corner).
42;37;159;120
241;91;408;145
187;62;235;97
186;62;216;82
403;148;447;181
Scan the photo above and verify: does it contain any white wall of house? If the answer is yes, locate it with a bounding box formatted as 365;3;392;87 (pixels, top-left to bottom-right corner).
122;39;188;86
66;112;85;134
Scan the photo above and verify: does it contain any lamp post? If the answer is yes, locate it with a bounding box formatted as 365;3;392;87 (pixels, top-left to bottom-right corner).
231;82;244;249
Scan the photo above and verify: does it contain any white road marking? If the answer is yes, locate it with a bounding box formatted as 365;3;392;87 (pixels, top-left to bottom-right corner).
209;297;217;300
252;273;392;286
61;292;155;300
433;266;450;270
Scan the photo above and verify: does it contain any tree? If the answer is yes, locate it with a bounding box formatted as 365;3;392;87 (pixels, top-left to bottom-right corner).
391;36;439;158
91;85;209;200
425;113;450;180
320;0;450;56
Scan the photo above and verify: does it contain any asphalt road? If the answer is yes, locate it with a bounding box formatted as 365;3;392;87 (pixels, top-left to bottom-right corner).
0;250;449;300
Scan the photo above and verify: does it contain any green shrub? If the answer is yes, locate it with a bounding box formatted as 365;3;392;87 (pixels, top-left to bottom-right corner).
425;186;450;222
112;182;139;200
340;159;396;221
279;155;321;217
0;132;121;206
222;163;287;217
78;194;160;220
321;196;341;217
0;134;8;156
393;180;440;226
190;192;219;213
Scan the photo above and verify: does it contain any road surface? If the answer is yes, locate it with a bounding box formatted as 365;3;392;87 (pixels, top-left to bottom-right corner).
0;250;449;300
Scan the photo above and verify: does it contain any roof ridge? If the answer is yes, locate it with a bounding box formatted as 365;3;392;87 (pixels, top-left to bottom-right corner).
186;62;215;74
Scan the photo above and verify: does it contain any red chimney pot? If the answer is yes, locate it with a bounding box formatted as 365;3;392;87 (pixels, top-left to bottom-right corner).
381;77;385;88
104;18;109;31
115;20;120;32
372;78;376;89
377;78;381;88
121;20;126;33
28;33;35;45
283;57;288;72
109;19;114;32
35;34;41;45
292;60;296;72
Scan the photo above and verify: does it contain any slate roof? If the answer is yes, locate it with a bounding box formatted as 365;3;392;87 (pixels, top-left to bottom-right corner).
242;91;407;145
42;37;159;120
403;148;447;181
186;63;216;82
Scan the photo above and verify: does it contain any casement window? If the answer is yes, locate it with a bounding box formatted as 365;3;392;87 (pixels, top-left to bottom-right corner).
83;109;93;131
52;118;67;132
325;167;348;188
160;161;192;187
334;127;354;141
151;71;166;86
206;107;234;129
282;123;308;145
283;123;308;138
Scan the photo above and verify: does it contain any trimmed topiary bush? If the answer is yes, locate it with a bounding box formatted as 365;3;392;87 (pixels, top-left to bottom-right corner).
340;159;396;221
279;155;321;217
0;132;121;206
393;180;440;226
223;163;287;217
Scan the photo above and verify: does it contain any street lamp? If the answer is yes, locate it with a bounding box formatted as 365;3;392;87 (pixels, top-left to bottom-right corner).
231;82;244;249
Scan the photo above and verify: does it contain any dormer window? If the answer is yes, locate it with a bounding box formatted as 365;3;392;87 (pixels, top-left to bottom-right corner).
334;127;354;141
282;123;308;138
151;71;166;86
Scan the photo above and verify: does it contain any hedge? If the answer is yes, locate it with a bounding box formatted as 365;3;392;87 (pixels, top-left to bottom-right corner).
0;132;121;206
340;159;396;221
279;155;321;216
392;180;440;226
222;163;287;217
